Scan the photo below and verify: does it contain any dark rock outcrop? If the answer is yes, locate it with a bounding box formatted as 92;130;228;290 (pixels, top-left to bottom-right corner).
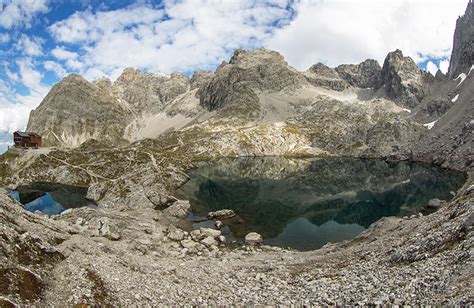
303;63;348;91
336;59;382;89
448;0;474;78
379;49;434;108
197;49;307;116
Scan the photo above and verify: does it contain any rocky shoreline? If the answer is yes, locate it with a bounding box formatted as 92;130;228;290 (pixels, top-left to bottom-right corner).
0;166;472;305
1;1;473;304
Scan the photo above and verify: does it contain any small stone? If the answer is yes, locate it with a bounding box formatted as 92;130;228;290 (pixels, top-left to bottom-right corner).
215;220;223;229
60;208;73;216
428;198;442;209
201;236;218;247
190;229;203;241
162;200;191;218
200;227;221;238
245;232;263;245
181;239;196;249
168;228;185;241
217;235;226;243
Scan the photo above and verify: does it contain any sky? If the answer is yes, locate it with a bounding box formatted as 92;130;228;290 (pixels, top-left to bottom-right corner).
0;0;469;153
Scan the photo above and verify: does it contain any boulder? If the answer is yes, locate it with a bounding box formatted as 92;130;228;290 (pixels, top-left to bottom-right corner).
167;228;185;241
245;232;263;245
207;209;236;220
190;229;203;241
145;191;178;209
199;227;221;238
97;217;121;241
180;239;197;249
201;236;218;247
162;200;191;218
427;198;446;209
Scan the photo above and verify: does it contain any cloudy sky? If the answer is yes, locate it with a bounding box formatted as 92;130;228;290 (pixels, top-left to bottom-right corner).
0;0;469;152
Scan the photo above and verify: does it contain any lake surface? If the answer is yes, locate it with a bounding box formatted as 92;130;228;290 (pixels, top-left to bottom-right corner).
178;157;466;250
9;182;96;216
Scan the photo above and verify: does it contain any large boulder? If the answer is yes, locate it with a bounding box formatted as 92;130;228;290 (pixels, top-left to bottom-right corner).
245;232;263;245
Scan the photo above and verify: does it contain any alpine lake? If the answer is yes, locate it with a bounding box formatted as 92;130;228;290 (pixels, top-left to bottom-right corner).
177;157;466;250
9;182;97;217
7;157;466;251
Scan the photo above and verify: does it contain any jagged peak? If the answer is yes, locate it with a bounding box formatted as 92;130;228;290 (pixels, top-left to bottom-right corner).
117;67;141;82
61;73;89;83
229;48;285;65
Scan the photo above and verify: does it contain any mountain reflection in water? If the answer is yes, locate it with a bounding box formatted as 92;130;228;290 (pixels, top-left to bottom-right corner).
179;157;466;250
9;182;97;216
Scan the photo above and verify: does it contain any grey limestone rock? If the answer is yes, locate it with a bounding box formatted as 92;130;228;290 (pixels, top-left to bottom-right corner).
449;0;474;78
207;209;236;220
303;63;349;91
245;232;263;245
336;59;382;89
380;49;434;108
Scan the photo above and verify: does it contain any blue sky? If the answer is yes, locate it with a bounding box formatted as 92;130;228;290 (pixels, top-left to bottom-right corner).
0;0;469;153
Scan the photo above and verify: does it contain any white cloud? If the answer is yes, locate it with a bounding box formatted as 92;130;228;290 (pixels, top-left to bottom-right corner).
439;59;450;74
5;68;18;82
49;1;293;78
43;60;67;77
0;79;36;133
265;0;468;70
51;46;78;60
0;0;49;29
16;58;48;95
16;35;43;56
0;33;9;43
426;61;439;75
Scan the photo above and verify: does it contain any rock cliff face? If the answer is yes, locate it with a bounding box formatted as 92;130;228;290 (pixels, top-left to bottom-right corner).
449;0;474;78
27;46;436;150
336;59;382;89
27;74;132;147
27;70;193;147
411;1;474;171
379;50;433;108
196;49;307;118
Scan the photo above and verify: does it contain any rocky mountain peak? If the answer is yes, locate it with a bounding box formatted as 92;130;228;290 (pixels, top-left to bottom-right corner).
380;49;432;108
448;0;474;78
303;63;348;91
308;63;339;77
229;48;287;67
61;73;89;84
335;59;381;88
117;67;141;83
190;70;213;89
197;48;306;114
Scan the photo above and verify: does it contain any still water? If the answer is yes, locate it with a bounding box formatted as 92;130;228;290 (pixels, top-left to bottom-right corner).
9;182;96;216
179;157;466;250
